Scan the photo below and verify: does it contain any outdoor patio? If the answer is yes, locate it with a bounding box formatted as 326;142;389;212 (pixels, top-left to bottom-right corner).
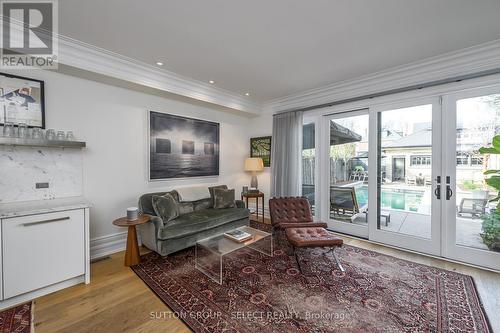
344;210;489;251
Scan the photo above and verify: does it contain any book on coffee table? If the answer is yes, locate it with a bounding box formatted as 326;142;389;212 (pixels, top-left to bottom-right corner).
224;229;253;243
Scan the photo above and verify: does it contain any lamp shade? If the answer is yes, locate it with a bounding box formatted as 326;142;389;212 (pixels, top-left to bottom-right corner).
244;157;264;171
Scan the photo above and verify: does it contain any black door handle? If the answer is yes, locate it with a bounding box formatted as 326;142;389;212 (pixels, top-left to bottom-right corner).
446;185;453;200
434;185;441;199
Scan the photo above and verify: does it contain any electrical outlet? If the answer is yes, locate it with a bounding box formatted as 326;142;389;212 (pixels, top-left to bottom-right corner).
36;182;49;189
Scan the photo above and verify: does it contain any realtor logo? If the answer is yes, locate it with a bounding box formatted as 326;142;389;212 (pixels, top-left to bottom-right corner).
0;0;58;68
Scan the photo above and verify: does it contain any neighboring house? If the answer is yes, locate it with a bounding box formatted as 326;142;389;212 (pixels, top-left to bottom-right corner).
382;125;498;184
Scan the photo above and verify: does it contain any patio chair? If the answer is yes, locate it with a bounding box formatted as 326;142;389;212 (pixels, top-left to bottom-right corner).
424;178;432;186
330;186;367;222
406;176;416;186
457;198;488;218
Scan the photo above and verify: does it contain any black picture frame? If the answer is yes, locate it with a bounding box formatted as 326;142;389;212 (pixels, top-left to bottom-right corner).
149;111;220;180
0;72;45;128
250;136;272;167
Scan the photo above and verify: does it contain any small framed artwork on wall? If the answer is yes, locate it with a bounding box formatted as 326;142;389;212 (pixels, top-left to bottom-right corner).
250;136;272;167
0;72;45;128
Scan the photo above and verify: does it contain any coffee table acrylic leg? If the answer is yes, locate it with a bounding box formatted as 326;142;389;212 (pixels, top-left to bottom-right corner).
125;225;141;266
195;243;223;284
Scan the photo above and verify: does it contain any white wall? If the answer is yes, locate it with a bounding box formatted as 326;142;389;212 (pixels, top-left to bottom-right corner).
3;69;251;243
247;114;273;214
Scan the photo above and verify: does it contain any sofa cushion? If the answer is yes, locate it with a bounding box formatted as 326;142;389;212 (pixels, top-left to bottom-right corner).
213;188;236;209
158;207;249;240
139;190;180;215
208;185;228;207
193;198;212;211
152;193;179;223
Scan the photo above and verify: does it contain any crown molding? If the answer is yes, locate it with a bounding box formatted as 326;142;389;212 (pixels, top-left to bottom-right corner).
1;17;262;115
57;35;262;115
263;39;500;113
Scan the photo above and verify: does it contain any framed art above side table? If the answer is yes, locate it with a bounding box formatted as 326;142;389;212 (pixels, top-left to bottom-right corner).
250;136;271;167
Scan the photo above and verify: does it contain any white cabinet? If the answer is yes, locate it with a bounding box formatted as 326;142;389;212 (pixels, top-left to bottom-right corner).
0;201;90;309
2;209;85;299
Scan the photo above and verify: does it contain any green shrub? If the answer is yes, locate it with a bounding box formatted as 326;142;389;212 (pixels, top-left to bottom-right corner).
480;212;500;251
462;180;480;191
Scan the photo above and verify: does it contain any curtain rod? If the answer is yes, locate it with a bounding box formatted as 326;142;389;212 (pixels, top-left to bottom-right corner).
273;68;500;115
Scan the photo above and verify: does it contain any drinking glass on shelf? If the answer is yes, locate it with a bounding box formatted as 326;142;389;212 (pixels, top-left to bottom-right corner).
3;122;15;137
56;131;66;140
66;131;75;141
46;129;56;140
31;128;42;140
18;123;29;138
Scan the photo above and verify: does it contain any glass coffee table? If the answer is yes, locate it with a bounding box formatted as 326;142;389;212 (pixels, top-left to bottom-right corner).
195;225;273;284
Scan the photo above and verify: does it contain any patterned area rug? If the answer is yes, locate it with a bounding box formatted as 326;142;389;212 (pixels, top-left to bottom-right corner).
0;302;32;333
132;224;491;332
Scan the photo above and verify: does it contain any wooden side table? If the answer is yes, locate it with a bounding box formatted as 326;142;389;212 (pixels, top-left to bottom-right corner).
112;215;150;266
241;191;265;223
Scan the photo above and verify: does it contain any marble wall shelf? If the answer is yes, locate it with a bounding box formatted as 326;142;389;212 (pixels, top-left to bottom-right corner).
0;137;86;148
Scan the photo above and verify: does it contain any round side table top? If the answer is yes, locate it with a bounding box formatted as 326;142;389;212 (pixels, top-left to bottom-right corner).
113;215;150;227
242;191;264;198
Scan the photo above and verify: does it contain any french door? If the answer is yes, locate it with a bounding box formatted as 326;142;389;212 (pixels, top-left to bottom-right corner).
368;98;442;256
442;87;500;271
316;87;500;270
322;110;370;238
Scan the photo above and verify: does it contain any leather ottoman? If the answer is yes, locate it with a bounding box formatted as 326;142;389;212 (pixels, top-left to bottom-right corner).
286;227;345;272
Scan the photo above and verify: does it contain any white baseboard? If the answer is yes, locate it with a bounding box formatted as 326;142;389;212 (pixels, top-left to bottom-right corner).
89;208;268;260
90;231;141;260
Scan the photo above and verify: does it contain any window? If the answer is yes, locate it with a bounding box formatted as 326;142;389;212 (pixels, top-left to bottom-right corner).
470;155;484;166
457;151;484;166
302;122;315;214
456;152;469;165
410;155;431;166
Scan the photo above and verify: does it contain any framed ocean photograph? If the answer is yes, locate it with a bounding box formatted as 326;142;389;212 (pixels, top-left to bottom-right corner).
0;73;45;128
149;111;220;180
250;136;271;167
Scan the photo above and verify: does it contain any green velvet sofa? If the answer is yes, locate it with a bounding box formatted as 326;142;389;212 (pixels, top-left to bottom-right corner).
138;187;250;256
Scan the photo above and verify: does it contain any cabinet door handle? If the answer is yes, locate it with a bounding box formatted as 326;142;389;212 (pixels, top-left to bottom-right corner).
22;216;70;227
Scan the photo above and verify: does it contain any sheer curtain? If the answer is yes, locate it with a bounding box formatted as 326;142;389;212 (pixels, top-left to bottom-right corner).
270;110;303;197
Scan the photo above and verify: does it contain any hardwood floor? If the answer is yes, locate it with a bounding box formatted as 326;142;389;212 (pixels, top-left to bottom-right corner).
33;248;190;333
33;219;500;332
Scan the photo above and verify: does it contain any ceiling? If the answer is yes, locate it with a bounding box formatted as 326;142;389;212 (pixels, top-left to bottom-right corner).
59;0;500;103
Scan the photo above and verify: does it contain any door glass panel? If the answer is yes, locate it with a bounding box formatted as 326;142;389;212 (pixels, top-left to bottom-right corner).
329;114;369;225
377;105;433;239
456;94;500;253
302;123;316;215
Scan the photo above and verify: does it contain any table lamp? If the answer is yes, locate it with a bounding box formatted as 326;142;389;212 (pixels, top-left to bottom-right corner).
244;157;264;189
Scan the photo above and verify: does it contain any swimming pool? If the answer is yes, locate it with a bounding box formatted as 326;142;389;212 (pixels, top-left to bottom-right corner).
355;186;425;212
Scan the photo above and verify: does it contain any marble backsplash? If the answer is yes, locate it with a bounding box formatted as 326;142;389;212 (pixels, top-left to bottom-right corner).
0;146;83;203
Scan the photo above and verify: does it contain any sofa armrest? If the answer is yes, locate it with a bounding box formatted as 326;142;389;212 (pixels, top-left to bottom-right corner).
278;222;328;229
139;214;164;252
146;214;164;228
235;200;246;209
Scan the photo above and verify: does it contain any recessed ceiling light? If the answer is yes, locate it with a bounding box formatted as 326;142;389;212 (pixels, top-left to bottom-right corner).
156;61;163;66
209;80;215;84
245;92;250;96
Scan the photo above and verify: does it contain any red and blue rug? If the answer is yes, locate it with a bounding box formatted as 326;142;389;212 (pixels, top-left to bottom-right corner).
0;302;32;333
132;224;491;332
